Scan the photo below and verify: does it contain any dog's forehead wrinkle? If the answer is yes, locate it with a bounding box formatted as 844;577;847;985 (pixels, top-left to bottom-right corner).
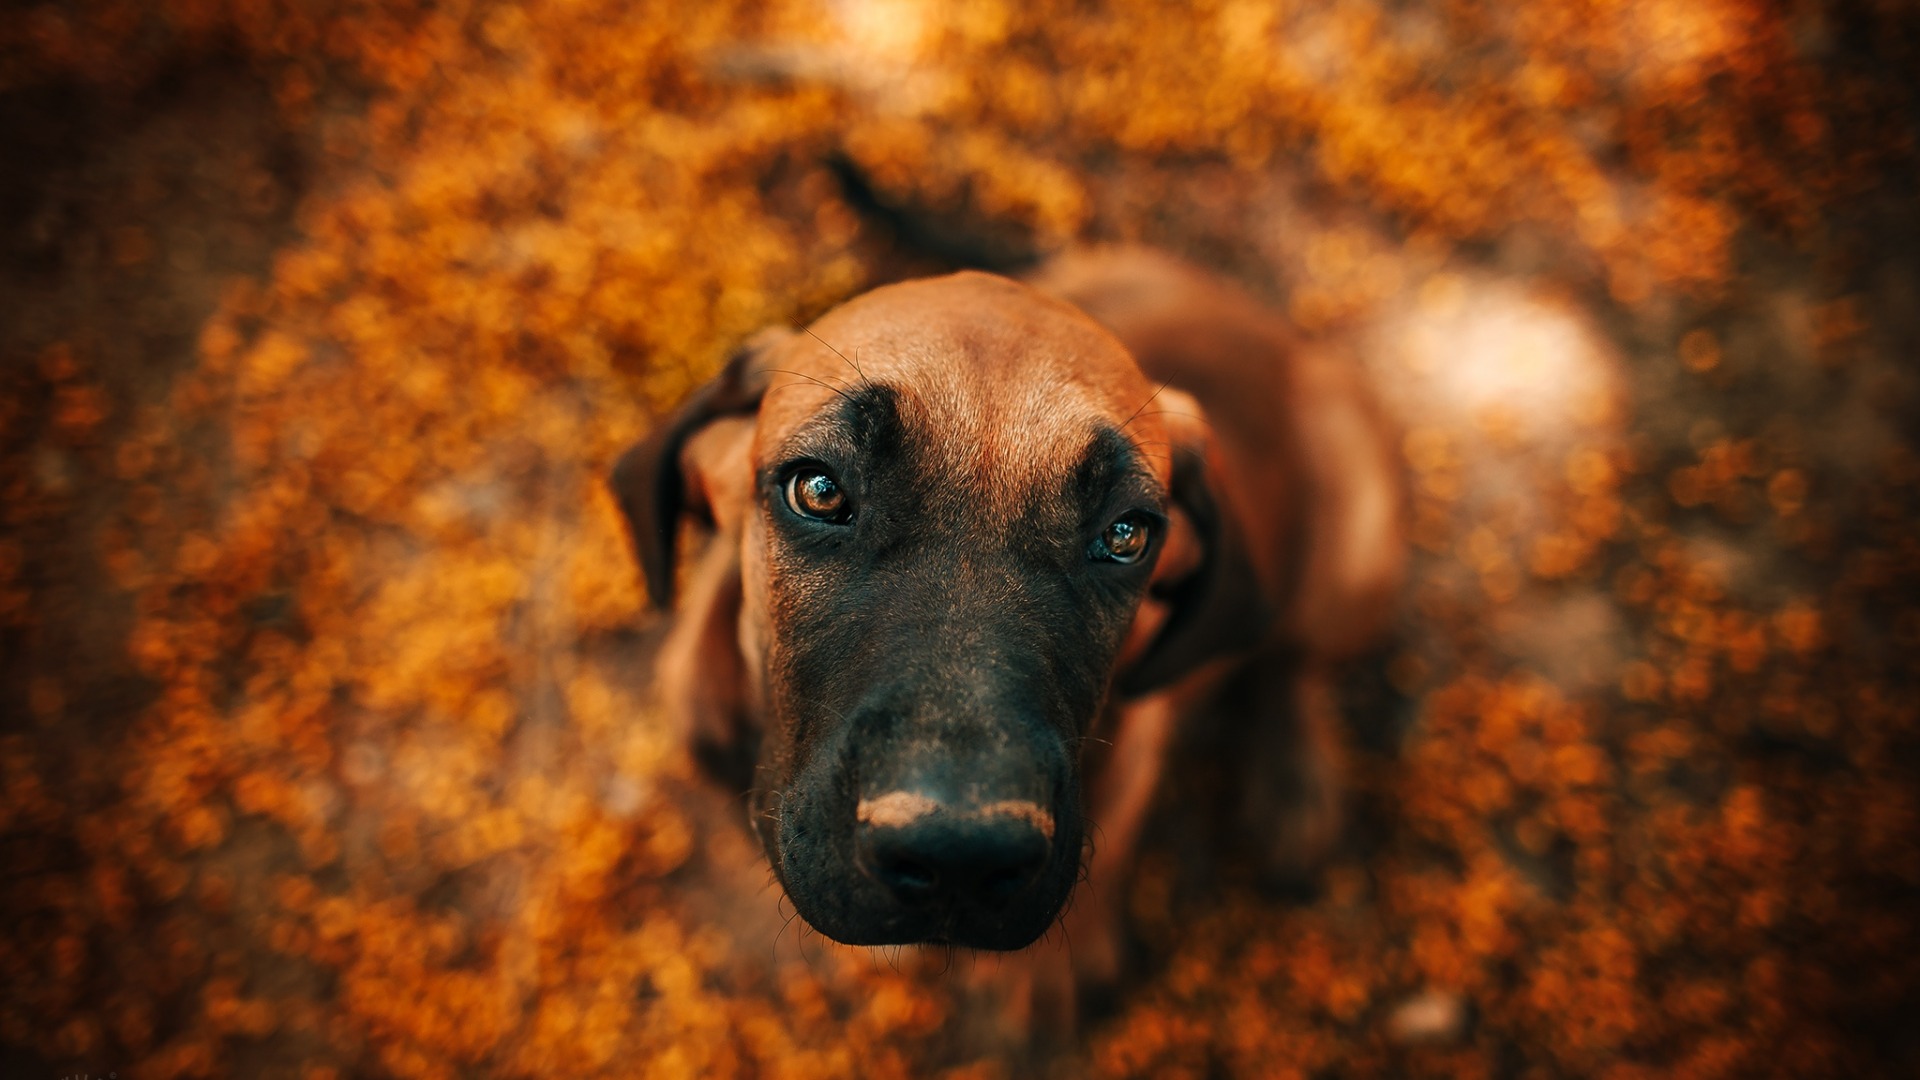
893;385;1121;538
768;380;901;460
758;321;1175;510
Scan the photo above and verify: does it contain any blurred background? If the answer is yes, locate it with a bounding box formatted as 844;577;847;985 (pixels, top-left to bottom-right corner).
2;0;1917;1076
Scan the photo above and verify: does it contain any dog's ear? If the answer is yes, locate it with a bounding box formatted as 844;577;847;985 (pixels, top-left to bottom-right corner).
609;329;785;609
655;531;758;788
609;329;788;790
1117;349;1406;698
1116;441;1274;696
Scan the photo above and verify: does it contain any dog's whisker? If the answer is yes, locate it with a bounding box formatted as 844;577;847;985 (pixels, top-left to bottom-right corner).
1118;378;1172;435
800;325;872;390
764;367;860;406
772;892;805;969
852;345;876;391
1128;407;1217;432
795;916;826;975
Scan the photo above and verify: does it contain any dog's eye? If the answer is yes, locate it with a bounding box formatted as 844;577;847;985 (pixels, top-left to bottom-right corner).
784;468;851;523
1093;514;1152;564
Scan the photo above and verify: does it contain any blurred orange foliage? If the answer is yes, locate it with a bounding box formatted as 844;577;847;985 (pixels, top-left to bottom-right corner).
2;0;1916;1076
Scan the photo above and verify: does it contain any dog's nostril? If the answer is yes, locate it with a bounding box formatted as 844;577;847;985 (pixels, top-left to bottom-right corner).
872;851;940;901
981;864;1037;904
857;802;1051;909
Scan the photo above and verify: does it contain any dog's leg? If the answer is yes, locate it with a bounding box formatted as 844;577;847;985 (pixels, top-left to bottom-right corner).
978;686;1189;1043
1070;691;1181;995
959;689;1183;1046
1235;655;1346;889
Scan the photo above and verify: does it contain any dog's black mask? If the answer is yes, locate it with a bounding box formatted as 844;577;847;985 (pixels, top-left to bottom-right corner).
752;383;1165;949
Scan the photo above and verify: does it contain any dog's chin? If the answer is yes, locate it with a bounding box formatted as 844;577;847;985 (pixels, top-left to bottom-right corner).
797;904;1064;952
770;828;1083;953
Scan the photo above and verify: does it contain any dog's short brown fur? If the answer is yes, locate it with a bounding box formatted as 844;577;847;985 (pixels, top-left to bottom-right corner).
612;246;1405;1014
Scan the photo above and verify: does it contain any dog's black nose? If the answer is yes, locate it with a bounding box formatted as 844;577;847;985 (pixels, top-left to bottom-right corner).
855;792;1053;909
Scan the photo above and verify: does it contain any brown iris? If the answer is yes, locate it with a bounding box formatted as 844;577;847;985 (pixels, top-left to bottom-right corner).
1099;515;1152;564
784;468;851;523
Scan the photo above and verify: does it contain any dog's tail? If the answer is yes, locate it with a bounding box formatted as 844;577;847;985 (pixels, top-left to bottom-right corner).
824;152;1046;279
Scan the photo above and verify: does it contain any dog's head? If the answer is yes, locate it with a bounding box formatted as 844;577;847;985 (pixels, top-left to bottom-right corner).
611;264;1400;950
614;272;1186;948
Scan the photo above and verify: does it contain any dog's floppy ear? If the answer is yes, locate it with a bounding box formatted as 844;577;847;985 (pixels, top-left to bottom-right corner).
609;329;785;609
1115;343;1407;699
609;329;787;789
1117;441;1274;695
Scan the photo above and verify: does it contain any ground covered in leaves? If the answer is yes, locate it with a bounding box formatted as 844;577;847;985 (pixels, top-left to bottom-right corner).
2;1;1917;1076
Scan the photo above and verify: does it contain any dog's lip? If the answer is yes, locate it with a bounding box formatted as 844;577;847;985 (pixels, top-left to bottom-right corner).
789;899;1064;951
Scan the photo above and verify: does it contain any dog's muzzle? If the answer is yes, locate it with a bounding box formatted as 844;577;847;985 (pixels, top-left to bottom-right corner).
771;709;1081;951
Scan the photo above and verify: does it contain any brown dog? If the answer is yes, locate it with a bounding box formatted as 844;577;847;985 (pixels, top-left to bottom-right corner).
611;246;1404;1007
